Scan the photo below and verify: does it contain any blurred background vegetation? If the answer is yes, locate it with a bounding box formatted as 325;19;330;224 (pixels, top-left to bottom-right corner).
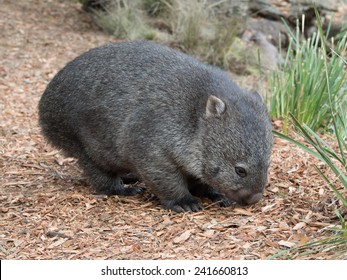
76;2;345;68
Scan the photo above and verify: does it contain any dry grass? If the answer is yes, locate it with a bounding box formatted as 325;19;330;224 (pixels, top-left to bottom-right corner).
0;0;345;259
87;0;245;68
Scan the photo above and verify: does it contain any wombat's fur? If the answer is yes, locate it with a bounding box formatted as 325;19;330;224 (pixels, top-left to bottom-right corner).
39;41;273;212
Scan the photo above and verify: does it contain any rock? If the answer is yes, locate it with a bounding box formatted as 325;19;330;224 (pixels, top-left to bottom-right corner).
249;17;290;48
227;37;258;75
229;28;283;74
249;0;285;21
286;0;337;26
242;30;282;71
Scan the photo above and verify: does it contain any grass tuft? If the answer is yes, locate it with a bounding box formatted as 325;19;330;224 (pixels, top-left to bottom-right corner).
87;0;246;69
269;15;347;133
91;0;156;40
271;7;347;259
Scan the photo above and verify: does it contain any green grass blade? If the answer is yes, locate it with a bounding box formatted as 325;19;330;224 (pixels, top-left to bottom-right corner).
273;131;323;160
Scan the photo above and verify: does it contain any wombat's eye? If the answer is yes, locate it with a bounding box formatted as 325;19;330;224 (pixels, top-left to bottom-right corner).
235;166;247;177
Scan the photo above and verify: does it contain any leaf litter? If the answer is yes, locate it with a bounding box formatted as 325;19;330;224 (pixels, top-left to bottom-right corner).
0;0;346;260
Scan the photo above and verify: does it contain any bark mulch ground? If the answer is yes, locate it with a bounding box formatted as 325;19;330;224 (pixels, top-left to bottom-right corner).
0;0;345;259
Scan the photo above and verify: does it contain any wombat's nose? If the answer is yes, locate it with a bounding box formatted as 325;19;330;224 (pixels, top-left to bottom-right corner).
245;192;263;205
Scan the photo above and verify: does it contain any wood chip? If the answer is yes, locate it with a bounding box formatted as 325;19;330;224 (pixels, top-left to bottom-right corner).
47;239;68;249
173;230;192;244
261;203;276;213
233;208;253;216
278;240;296;248
293;222;306;230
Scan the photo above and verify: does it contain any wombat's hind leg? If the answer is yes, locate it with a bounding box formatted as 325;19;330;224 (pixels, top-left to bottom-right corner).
78;154;143;196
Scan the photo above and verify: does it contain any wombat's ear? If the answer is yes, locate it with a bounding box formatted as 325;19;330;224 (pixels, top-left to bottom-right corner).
251;91;264;102
205;95;226;118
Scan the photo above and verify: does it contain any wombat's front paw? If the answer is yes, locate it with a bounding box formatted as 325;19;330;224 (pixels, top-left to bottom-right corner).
203;186;233;207
164;197;202;213
123;186;145;196
217;197;233;207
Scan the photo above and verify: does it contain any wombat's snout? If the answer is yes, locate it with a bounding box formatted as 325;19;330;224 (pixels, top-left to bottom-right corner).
231;189;264;206
244;192;263;205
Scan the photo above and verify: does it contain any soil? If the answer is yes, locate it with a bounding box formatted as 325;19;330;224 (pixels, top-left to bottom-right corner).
0;0;345;260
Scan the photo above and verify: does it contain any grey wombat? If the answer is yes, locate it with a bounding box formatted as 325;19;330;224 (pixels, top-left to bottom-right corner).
39;41;273;212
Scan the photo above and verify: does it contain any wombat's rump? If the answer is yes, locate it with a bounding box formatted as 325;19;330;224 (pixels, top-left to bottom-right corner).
39;41;273;212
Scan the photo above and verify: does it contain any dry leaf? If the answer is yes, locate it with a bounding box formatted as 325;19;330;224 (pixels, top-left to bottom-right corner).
202;219;218;229
279;222;290;230
233;208;253;216
48;239;68;249
85;203;96;210
14;239;23;247
162;216;174;226
298;235;310;246
293;222;306;230
201;230;215;238
278;240;296;248
173;230;191;244
319;188;325;196
304;211;313;222
257;226;267;232
268;187;279;193
261;203;276;213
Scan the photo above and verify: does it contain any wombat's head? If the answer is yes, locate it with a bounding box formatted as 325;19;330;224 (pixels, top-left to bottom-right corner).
200;92;273;206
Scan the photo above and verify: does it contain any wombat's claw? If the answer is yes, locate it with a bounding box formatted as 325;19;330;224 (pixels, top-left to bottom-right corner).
166;197;202;213
148;194;158;201
122;186;144;196
172;204;202;213
204;188;232;207
218;198;232;207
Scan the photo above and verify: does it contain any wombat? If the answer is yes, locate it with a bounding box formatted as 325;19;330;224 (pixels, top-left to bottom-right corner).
39;40;273;212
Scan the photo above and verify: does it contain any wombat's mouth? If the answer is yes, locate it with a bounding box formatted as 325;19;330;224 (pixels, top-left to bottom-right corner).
244;192;263;205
